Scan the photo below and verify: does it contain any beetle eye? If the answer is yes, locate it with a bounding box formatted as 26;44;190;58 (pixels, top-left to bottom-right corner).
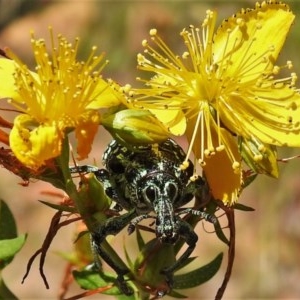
166;182;178;201
143;185;157;201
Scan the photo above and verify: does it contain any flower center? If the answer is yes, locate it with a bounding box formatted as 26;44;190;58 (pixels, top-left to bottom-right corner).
7;27;108;127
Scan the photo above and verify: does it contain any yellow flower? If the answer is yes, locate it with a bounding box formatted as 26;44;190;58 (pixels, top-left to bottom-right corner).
130;1;300;204
0;28;122;169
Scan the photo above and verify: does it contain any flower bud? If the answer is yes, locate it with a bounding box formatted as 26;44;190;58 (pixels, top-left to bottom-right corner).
239;136;279;178
101;109;169;145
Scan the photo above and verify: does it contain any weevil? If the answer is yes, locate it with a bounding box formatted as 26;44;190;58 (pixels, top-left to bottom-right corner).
71;139;216;296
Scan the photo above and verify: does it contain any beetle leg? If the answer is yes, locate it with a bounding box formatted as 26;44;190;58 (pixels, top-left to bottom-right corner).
177;208;217;224
69;165;100;174
127;214;155;235
91;209;137;295
70;165;120;202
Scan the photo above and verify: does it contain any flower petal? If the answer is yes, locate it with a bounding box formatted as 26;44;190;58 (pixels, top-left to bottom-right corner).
0;59;21;101
149;108;186;136
213;2;294;81
87;79;123;109
186;114;242;205
219;86;300;147
75;112;100;160
10;114;62;169
203;138;242;205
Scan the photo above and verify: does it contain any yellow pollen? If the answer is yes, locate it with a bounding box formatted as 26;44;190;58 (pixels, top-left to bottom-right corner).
232;161;240;171
261;1;267;8
204;148;215;157
150;28;157;36
180;160;190;170
122;84;131;93
291;73;297;85
272;65;280;74
198;159;206;167
254;154;263;162
287;60;293;69
182;51;189;59
216;145;225;152
142;40;148;47
236;18;245;27
190;174;199;181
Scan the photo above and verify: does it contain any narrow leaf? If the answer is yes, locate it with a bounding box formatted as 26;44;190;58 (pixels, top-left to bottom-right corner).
168;289;187;298
73;269;136;298
0;235;27;269
135;228;145;251
214;219;229;245
0;200;17;239
39;200;77;213
233;203;255;212
173;253;223;289
0;277;18;300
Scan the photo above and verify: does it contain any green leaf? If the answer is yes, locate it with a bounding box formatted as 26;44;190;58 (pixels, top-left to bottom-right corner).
214;219;229;245
124;244;133;270
73;269;135;298
168;289;187;298
242;172;258;188
0;200;26;270
0;235;27;269
135;228;145;252
0;277;18;300
39;200;77;213
173;253;223;289
0;200;17;240
176;257;197;272
73;269;118;293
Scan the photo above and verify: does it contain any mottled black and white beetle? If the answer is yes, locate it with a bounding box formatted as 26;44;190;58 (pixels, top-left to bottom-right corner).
71;139;216;296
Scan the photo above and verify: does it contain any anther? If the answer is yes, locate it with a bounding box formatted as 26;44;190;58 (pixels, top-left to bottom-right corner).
180;160;189;170
254;154;263;162
232;161;240;171
198;159;206;167
258;144;266;152
272;65;280;74
236;18;245;27
287;60;293;69
216;145;225;152
190;174;199;181
123;84;131;93
182;51;189;59
149;28;157;36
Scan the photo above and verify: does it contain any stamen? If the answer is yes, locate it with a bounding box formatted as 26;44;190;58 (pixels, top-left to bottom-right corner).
182;111;202;167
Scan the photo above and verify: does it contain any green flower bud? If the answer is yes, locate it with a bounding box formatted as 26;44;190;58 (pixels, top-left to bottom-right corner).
101;109;169;145
239;136;279;178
